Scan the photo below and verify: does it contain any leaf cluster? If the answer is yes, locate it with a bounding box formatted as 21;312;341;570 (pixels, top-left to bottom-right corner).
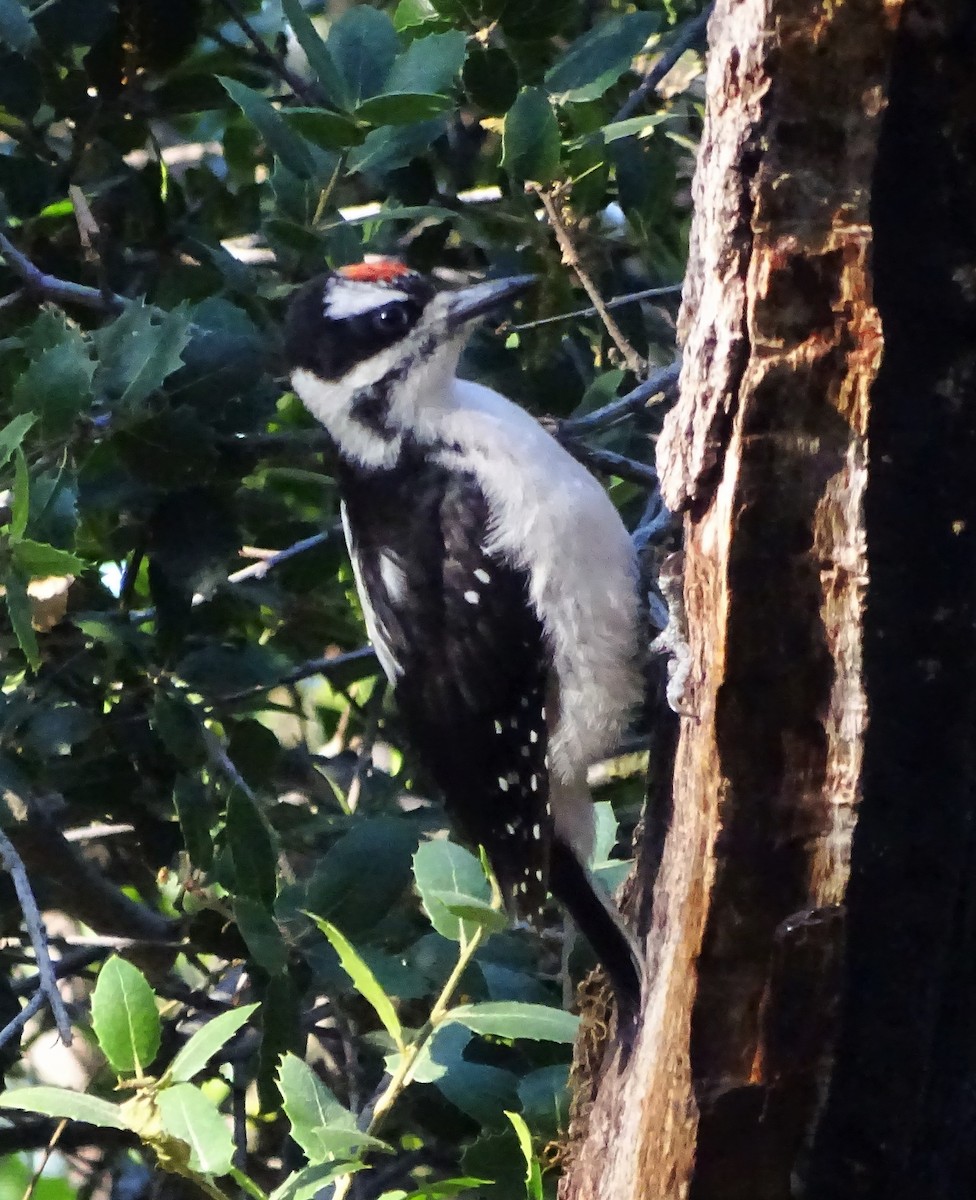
0;0;703;1194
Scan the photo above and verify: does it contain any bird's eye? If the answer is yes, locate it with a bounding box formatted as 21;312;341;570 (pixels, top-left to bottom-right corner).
372;303;412;334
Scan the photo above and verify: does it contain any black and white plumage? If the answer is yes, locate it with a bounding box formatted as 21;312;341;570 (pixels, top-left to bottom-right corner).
285;260;646;1013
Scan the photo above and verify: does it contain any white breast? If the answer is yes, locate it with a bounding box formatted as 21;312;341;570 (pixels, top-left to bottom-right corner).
437;379;644;854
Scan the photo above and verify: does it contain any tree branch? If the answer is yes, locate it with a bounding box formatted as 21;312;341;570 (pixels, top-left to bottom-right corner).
0;827;73;1048
557;361;681;437
213;0;319;106
532;186;647;377
615;4;714;122
216;647;378;704
0;230;124;313
506;284;683;333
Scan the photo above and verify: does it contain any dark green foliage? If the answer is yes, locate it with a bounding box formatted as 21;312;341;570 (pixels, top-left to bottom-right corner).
0;0;703;1193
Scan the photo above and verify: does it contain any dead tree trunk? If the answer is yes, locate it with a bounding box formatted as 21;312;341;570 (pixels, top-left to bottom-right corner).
560;0;976;1195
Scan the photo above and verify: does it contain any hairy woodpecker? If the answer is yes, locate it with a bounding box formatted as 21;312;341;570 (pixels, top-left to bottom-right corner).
285;260;645;1014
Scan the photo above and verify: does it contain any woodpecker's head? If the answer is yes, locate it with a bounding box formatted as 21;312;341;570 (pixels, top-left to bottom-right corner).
285;259;534;468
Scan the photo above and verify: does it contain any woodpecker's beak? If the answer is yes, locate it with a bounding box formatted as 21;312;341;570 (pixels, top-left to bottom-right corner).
442;274;536;333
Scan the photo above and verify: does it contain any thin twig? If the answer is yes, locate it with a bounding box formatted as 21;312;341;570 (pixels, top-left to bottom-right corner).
532;187;646;376
344;683;388;812
213;0;319;105
615;4;714;122
0;827;73;1046
216;647;378;704
0;230;124;313
226;529;337;585
22;1119;67;1200
507;284;683;333
562;440;660;490
558;360;681;437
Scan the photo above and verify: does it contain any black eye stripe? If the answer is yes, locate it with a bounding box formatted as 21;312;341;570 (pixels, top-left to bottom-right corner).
284;272;435;381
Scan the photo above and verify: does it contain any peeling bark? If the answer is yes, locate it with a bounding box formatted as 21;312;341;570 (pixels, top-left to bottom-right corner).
562;1;900;1196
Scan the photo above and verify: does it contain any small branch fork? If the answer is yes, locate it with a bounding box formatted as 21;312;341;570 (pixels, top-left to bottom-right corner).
0;827;73;1051
532;185;647;377
0;230;124;314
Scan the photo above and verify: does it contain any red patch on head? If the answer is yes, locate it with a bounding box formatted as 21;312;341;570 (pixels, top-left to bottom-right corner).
338;258;411;283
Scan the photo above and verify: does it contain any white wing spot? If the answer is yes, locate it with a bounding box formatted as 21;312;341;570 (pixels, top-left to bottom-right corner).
540;706;546;719
463;590;479;605
535;869;544;882
498;776;509;792
531;823;541;839
494;720;503;734
529;730;539;743
530;775;538;792
518;881;528;894
505;822;517;835
474;568;491;583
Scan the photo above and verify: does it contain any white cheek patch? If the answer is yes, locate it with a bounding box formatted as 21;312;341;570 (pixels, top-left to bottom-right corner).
325;280;410;319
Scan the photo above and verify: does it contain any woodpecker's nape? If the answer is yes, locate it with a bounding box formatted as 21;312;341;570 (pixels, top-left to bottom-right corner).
285;259;646;1025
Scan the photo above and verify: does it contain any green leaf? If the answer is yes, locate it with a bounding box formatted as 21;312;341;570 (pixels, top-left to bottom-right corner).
326;6;398;106
404;1022;517;1125
90;956;161;1075
516;1064;569;1140
346;118;446;175
307;916;403;1050
3;569;38;669
384;29;465;95
157;1083;234;1175
598;112;670;144
413;840;490;942
226;787;277;908
501;88;560;185
0;1088;127;1129
0;0;38;54
277;1052;388;1163
173;776;214;870
434;891;507;935
302;817;418;936
92;300;187;406
505;1110;543;1200
280;0;349;109
463;46;518;115
219;77;315;179
282;108;364;151
448;1001;579;1043
545;12;659;104
236;897;288;974
11;539;85;578
393;0;449;34
10;447;28;539
120;303;192;407
169;1003;259;1084
151;694;206;770
0;412;35;471
354;93;452;126
270;1163;367;1200
11;336;94;436
392;1180;490;1200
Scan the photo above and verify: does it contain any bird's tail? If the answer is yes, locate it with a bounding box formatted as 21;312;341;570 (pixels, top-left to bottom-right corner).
548;836;645;1026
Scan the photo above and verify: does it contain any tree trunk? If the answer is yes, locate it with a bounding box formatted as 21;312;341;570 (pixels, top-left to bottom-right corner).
560;0;976;1194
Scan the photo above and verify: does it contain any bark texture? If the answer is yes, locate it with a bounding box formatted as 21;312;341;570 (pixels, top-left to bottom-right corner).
807;3;976;1195
562;1;899;1196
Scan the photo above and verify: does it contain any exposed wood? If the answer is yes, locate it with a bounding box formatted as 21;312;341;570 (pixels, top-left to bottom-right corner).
561;1;900;1195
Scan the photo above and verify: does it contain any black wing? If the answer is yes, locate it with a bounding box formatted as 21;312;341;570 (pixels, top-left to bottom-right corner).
340;457;553;918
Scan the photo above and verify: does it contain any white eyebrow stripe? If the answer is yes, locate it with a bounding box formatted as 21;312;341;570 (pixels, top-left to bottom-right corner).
324;281;410;318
